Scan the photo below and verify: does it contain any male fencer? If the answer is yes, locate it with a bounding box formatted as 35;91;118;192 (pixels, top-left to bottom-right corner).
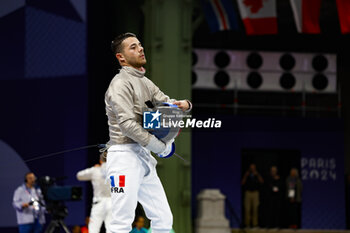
105;32;191;233
77;152;112;233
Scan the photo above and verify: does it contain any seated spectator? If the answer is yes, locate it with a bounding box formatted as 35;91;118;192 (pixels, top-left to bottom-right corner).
72;225;81;233
81;217;89;233
130;216;148;233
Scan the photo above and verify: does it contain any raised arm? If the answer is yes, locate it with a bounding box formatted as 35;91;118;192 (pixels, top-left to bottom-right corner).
146;78;192;112
76;167;94;181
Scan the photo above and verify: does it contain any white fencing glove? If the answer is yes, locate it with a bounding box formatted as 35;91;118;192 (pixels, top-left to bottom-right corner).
145;135;166;154
145;136;175;159
156;139;175;158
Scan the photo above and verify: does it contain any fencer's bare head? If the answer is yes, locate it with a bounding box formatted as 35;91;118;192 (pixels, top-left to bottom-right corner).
111;32;146;69
111;32;136;54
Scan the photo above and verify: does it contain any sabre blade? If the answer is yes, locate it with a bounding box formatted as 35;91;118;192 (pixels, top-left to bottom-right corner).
25;144;100;163
173;152;189;163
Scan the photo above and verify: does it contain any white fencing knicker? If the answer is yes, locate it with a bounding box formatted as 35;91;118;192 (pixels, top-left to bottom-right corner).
106;143;173;233
89;197;112;233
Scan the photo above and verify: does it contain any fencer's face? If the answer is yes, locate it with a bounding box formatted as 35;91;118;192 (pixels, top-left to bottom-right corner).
117;37;146;68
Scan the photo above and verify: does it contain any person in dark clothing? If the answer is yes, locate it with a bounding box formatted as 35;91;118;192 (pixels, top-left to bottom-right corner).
265;166;283;228
242;163;264;228
286;168;302;229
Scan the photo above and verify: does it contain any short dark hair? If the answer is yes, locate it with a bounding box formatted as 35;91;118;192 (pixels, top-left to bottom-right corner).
24;172;34;183
111;32;136;54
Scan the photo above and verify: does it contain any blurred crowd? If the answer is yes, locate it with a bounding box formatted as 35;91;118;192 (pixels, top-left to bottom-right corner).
242;163;302;229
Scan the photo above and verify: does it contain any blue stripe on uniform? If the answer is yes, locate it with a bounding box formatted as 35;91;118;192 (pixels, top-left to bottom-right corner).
110;176;115;187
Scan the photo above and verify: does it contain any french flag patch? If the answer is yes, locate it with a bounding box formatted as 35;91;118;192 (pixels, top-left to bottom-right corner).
110;175;126;187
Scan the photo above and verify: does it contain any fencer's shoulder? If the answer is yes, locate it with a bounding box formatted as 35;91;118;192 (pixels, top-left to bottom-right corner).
142;76;158;88
109;72;134;88
142;75;152;83
106;76;132;98
92;165;103;171
88;166;101;179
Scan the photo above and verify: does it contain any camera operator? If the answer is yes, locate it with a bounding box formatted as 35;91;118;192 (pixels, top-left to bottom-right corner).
13;172;46;233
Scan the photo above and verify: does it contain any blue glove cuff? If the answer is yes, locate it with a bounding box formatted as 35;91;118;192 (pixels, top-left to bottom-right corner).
157;142;175;158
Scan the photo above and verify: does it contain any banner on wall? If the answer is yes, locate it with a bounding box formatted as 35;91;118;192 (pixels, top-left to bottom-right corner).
301;157;336;181
301;155;345;229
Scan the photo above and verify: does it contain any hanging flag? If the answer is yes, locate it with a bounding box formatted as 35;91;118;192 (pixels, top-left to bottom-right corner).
201;0;239;32
237;0;278;35
336;0;350;34
290;0;321;34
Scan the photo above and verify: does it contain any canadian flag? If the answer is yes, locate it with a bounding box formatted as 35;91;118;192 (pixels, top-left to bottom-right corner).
237;0;278;35
336;0;350;34
290;0;321;34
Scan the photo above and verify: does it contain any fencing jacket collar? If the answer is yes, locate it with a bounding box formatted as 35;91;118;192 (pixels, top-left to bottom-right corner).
122;66;145;78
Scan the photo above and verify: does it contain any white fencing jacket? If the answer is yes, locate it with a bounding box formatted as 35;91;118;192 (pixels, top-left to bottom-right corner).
77;163;110;202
